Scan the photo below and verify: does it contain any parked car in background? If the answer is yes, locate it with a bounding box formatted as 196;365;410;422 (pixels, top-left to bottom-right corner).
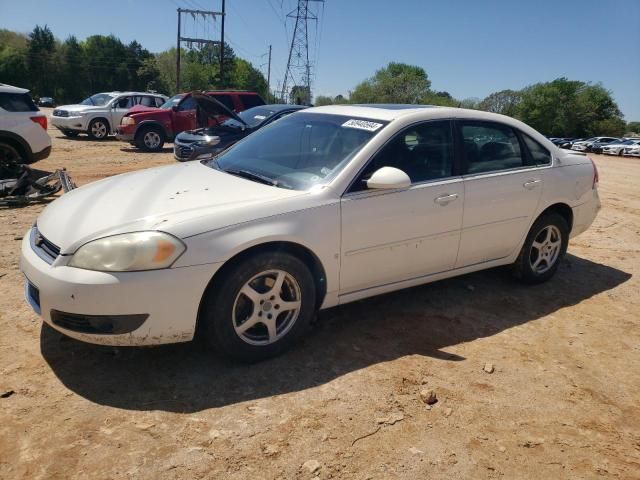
116;90;266;152
591;137;621;154
623;142;640;157
571;137;618;152
0;83;51;165
559;138;585;149
50;91;168;140
602;139;640;156
38;97;56;108
174;101;306;161
21;105;600;362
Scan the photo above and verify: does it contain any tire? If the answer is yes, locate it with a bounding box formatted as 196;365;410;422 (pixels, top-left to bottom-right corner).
88;118;109;140
62;130;79;138
0;141;24;168
135;126;165;152
512;213;569;284
200;252;317;362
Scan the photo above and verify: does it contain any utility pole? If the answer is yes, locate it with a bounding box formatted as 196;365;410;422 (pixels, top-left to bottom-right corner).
281;0;323;104
220;0;226;86
267;45;272;101
175;7;224;92
176;9;181;92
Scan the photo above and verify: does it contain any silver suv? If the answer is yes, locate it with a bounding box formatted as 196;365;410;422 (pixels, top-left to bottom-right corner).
51;91;168;140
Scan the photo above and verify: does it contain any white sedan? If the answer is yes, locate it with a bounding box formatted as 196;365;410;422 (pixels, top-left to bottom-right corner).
21;105;601;362
603;139;640;156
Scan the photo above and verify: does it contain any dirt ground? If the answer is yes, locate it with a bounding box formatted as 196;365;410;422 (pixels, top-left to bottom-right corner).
1;111;639;479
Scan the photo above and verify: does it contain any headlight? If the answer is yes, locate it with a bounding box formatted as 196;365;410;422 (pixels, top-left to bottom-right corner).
69;231;186;272
121;116;136;126
197;136;221;146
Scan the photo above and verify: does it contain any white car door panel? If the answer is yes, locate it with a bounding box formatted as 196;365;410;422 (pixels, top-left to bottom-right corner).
456;170;542;267
341;180;464;292
455;121;544;268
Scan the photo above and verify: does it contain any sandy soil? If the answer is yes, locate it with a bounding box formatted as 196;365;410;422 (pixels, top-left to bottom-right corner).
1;113;639;479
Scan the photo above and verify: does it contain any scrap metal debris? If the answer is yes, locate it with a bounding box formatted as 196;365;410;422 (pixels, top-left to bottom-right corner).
0;164;76;208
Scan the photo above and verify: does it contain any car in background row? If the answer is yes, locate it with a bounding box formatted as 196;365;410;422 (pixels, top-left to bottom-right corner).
622;142;640;157
602;139;640;156
38;97;56;108
50;91;168;140
571;137;619;152
116;90;266;152
174;100;306;161
0;83;51;165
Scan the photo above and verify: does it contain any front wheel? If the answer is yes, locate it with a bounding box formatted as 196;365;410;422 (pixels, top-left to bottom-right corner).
135;127;165;152
88;119;109;140
200;252;317;362
512;213;569;284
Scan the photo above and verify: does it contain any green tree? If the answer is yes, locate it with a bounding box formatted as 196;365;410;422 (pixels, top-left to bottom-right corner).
627;121;640;134
26;25;56;97
314;95;334;106
232;58;267;97
58;36;88;102
478;89;522;116
350;62;432;104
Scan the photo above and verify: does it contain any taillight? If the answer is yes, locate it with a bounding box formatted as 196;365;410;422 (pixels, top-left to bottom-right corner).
590;158;599;189
30;116;47;130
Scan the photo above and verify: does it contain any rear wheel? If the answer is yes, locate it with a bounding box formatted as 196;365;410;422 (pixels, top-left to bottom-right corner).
200;252;316;362
88;118;109;140
512;213;569;284
135;126;165;152
0;142;24;169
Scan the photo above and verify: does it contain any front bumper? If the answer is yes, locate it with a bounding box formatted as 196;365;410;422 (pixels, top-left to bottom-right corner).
20;228;221;346
115;126;135;143
51;115;86;132
173;140;223;162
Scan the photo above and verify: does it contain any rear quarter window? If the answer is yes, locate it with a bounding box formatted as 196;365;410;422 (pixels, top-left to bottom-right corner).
0;92;38;112
212;94;235;112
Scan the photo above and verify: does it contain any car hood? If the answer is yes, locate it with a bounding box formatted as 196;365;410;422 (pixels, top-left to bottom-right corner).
56;104;108;113
36;162;304;254
127;104;160;114
176;124;249;143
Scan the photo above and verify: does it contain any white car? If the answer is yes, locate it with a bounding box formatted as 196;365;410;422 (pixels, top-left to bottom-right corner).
603;139;640;156
21;105;601;362
50;92;168;140
623;143;640;157
0;83;51;164
571;136;617;152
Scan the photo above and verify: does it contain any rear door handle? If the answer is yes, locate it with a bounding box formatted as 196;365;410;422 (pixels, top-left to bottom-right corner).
434;193;459;205
523;179;541;190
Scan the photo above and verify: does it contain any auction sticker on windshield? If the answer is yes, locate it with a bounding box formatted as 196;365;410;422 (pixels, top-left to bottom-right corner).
342;119;383;132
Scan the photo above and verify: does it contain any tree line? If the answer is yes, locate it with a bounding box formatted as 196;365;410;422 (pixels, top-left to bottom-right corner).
316;62;636;137
0;25;268;104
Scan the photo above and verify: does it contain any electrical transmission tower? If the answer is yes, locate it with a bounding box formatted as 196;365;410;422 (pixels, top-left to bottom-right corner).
281;0;324;105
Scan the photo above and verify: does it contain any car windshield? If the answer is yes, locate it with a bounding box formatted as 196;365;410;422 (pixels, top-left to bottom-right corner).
160;94;184;109
80;93;115;106
205;112;387;191
222;107;279;129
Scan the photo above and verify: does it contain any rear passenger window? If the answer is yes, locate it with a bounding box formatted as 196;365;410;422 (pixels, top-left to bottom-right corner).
461;122;524;174
154;97;165;108
239;94;265;110
522;134;551;165
212;94;235;112
140;96;157;107
0;92;38;112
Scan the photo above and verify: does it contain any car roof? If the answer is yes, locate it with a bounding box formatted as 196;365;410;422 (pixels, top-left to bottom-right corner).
0;83;29;94
258;104;307;112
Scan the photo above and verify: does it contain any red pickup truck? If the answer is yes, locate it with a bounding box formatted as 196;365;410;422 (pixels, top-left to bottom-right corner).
116;90;265;151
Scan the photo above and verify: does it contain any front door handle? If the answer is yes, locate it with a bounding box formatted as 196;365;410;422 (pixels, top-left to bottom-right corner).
434;193;459;206
523;179;541;190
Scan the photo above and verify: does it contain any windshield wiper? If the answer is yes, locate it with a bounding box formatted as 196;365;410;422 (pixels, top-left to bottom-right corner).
224;168;279;186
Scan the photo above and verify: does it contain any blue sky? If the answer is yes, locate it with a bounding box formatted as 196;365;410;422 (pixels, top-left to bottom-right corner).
1;0;639;119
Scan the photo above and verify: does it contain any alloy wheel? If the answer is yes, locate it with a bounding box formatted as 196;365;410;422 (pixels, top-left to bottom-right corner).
529;225;562;274
232;269;302;346
143;131;161;149
91;121;108;139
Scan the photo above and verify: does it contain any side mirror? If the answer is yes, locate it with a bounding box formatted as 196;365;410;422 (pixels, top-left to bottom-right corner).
366;166;411;190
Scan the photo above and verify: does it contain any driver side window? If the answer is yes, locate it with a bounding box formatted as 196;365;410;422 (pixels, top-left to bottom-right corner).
114;96;133;109
178;97;197;111
350;120;454;192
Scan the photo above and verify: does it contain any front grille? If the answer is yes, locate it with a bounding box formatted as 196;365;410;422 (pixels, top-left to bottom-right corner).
175;145;194;159
30;227;61;264
51;310;149;335
52;109;69;117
